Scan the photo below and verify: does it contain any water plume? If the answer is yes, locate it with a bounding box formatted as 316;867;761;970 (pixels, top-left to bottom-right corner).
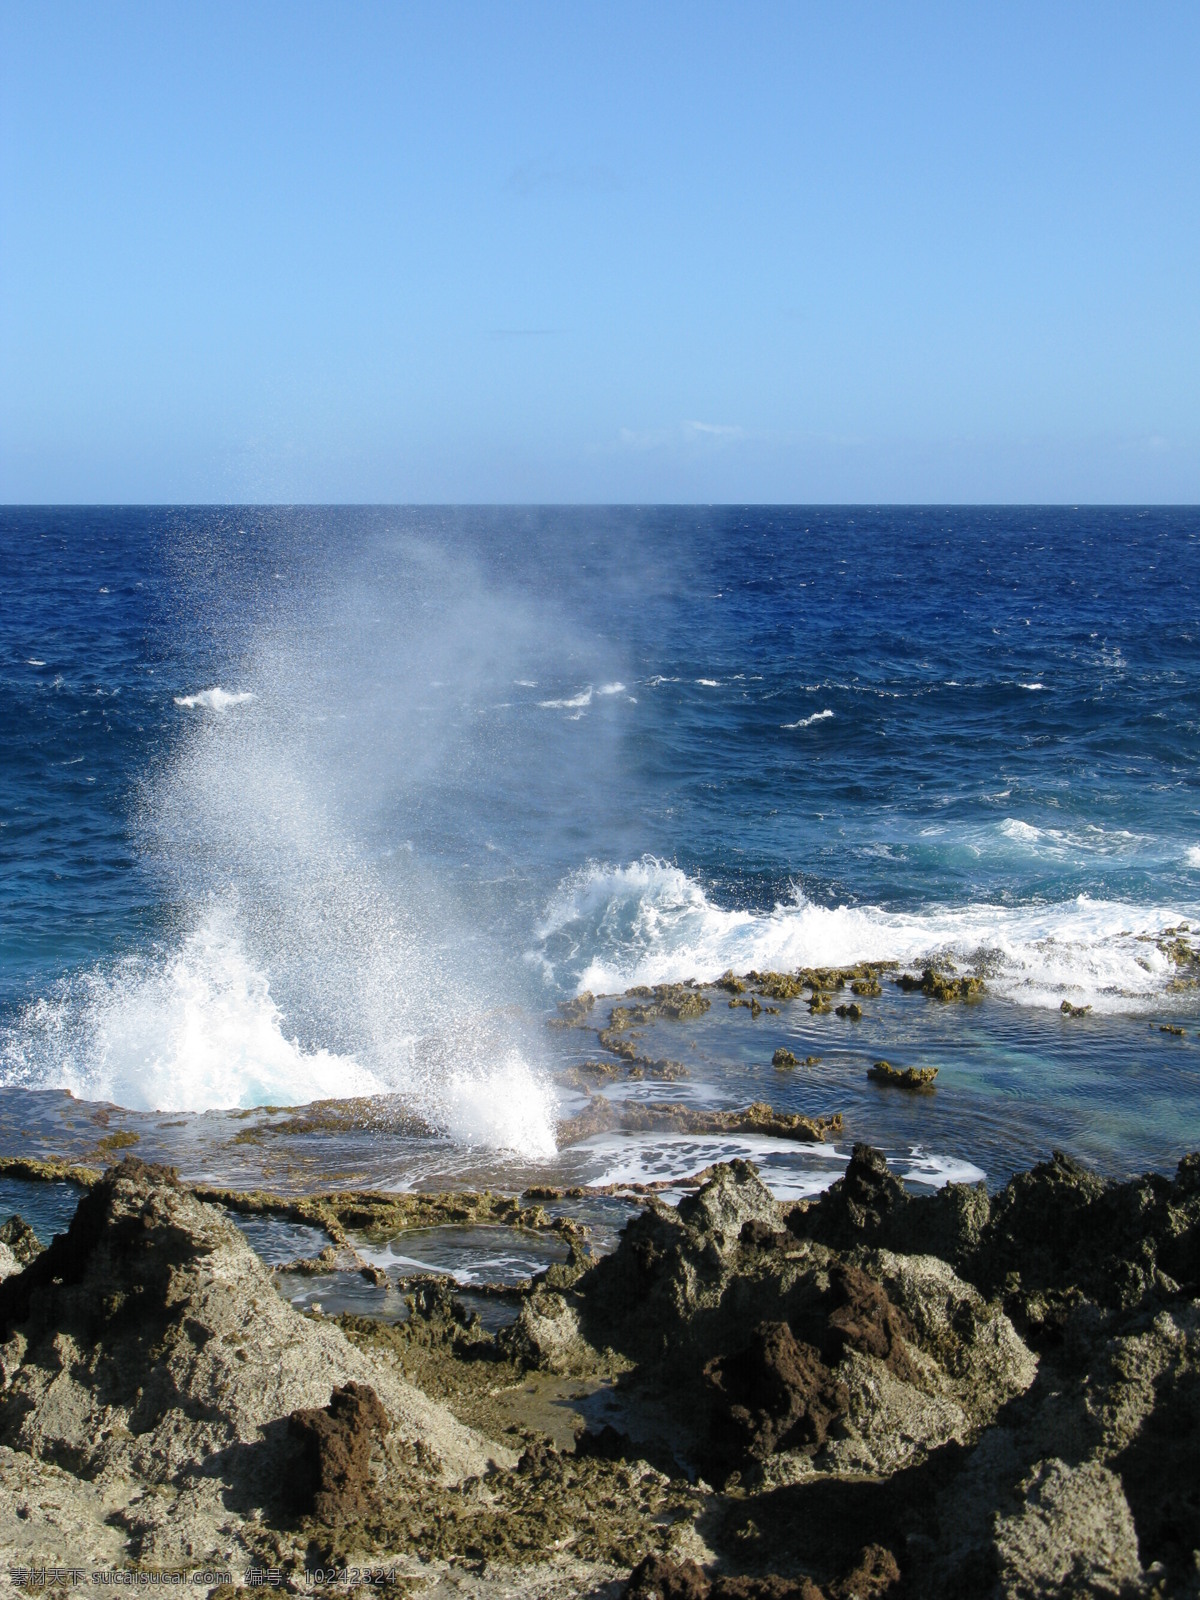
5;521;631;1155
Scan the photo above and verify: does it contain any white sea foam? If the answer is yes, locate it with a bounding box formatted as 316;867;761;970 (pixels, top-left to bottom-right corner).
577;1129;848;1199
696;678;721;687
999;818;1041;844
442;1053;558;1157
575;1134;981;1198
0;907;382;1113
781;708;834;730
26;659;45;667
533;857;1200;1014
173;687;255;712
596;682;626;696
1187;845;1200;869
1;541;571;1156
898;1150;987;1188
992;818;1150;861
538;687;593;710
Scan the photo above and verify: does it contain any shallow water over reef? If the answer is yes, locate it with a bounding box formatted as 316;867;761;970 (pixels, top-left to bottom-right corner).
3;976;1198;1210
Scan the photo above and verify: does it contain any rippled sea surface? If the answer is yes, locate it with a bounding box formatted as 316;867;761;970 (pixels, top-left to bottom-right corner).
2;506;1199;1198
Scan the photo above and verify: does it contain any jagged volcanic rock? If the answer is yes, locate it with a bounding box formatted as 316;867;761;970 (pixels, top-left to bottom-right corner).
0;1158;511;1570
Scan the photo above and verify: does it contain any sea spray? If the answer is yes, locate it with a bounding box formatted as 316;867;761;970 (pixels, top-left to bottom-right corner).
4;529;645;1151
0;905;381;1113
532;857;1199;1013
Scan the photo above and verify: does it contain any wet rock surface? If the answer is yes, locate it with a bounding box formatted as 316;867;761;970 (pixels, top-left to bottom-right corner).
1;1146;1199;1596
556;1099;843;1148
867;1060;938;1089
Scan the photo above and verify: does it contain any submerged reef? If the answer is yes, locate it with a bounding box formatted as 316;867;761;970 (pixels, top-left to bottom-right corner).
1;1146;1199;1594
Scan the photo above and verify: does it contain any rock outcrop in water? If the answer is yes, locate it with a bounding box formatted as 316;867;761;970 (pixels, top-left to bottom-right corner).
2;1148;1200;1596
867;1060;938;1089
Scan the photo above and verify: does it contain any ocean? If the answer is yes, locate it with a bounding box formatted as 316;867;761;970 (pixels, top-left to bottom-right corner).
2;505;1199;1207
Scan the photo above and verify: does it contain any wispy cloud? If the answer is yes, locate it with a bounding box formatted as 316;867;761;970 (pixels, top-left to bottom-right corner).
505;161;623;197
487;327;558;341
683;420;744;438
609;420;747;453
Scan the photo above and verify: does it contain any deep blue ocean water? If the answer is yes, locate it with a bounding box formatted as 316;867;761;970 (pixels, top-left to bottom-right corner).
3;506;1200;1192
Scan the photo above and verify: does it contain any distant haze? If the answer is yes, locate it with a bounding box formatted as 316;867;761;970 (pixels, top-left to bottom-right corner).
1;2;1198;503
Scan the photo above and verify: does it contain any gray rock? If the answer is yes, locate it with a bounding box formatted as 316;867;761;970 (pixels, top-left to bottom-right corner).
506;1291;591;1374
994;1458;1143;1598
0;1158;514;1571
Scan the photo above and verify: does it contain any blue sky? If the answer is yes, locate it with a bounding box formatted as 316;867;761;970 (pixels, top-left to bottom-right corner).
2;3;1197;503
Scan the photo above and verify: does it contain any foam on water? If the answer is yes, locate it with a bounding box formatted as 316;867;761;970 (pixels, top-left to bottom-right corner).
897;1150;987;1188
575;1134;979;1201
0;906;381;1113
534;857;1199;1013
990;819;1151;861
577;1129;849;1198
999;818;1041;844
781;709;834;729
173;687;255;712
538;687;593;710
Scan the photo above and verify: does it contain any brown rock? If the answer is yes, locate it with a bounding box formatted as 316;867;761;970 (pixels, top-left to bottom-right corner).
285;1381;389;1521
850;978;882;998
549;991;595;1027
868;1061;937;1089
824;1265;920;1385
704;1320;849;1468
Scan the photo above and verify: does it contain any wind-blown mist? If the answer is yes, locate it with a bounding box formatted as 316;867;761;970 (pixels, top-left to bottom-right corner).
4;530;630;1151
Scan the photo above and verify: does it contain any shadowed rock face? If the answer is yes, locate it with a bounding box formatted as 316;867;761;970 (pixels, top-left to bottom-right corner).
3;1148;1200;1597
624;1544;900;1600
574;1157;1024;1490
555;1148;1200;1597
0;1157;499;1483
786;1142;1200;1309
704;1321;848;1470
824;1263;919;1382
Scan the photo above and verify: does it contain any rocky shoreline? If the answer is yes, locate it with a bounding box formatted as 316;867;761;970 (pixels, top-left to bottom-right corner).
0;1144;1198;1597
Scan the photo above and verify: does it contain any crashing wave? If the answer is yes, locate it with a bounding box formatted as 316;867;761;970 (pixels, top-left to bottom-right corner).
532;857;1200;1014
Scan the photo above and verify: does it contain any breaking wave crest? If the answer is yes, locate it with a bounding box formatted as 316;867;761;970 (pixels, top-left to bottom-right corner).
781;708;834;729
1;907;381;1113
1;904;558;1154
173;687;255;712
533;857;1198;1013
